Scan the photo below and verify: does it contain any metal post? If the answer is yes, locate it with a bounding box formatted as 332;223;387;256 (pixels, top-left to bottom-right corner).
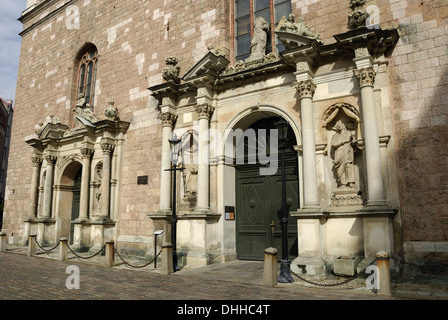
172;161;179;272
278;144;294;283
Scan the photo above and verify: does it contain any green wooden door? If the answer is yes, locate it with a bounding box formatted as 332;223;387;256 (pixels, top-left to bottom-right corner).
235;117;299;261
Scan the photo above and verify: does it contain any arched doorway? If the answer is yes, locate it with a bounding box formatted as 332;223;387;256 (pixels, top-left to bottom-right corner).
235;117;299;260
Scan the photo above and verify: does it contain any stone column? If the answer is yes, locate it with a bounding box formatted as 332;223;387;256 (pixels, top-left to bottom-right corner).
159;112;177;212
79;148;94;220
100;141;114;218
29;156;42;218
42;154;57;219
195;104;214;212
295;80;320;209
354;67;385;206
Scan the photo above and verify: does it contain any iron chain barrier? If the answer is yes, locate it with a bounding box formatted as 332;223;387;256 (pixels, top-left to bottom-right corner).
32;236;161;268
286;258;377;288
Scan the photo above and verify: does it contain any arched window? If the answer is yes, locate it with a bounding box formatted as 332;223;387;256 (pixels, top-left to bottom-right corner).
233;0;291;61
76;45;98;108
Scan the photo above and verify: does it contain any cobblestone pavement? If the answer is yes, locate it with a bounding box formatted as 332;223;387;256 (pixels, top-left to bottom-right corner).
1;245;447;303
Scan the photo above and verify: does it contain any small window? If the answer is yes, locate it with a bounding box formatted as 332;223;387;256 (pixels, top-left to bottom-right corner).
233;0;291;61
76;46;98;108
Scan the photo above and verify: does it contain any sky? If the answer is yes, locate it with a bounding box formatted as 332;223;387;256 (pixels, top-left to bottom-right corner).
0;0;26;102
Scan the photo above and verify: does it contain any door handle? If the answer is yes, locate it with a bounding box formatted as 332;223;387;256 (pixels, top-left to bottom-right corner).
270;220;277;235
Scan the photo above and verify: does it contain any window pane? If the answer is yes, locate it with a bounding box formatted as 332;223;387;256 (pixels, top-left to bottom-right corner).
236;34;251;57
236;16;251;36
85;61;93;104
254;8;271;25
254;0;270;12
78;64;85;95
236;0;250;18
274;2;291;24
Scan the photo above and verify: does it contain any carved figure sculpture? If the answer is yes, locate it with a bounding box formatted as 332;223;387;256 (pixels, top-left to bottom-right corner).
276;14;321;42
331;120;355;188
247;17;269;62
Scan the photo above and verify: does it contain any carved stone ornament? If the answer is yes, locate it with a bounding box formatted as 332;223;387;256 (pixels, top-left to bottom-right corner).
275;14;322;43
162;56;180;84
104;98;118;120
295;80;316;98
348;0;369;30
44;154;57;164
31;156;43;167
354;67;376;87
158;112;178;127
207;44;225;57
222;52;281;76
101;143;115;155
81;148;94;159
196;104;215;120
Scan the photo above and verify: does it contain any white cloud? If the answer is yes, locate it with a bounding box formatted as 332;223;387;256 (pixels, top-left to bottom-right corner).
0;0;25;102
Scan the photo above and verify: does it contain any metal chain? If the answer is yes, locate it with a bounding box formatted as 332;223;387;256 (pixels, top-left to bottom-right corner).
287;258;377;288
113;246;162;269
33;237;60;252
67;243;106;260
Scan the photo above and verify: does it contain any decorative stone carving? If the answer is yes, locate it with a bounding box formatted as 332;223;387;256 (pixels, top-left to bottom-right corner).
331;190;363;207
348;0;369;30
222;52;281;76
31;156;42;167
354;67;376;87
100;142;115;155
74;93;98;125
50;115;61;125
331;120;356;189
35;122;44;136
162;56;180;84
158;112;177;127
44;154;57;164
207;44;225;57
104;98;118;120
196;104;215;120
276;14;322;43
246;17;269;63
81;148;94;159
295;80;316;99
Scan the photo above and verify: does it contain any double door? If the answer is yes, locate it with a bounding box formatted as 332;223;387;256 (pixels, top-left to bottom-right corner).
235;158;299;261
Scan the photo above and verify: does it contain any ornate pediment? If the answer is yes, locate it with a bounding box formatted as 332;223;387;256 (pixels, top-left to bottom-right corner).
182;49;230;81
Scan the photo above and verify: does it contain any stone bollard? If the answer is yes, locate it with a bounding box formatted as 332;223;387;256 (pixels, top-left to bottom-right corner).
161;242;173;275
263;247;278;287
376;251;392;296
28;235;37;257
105;241;115;268
59;238;68;261
0;232;7;252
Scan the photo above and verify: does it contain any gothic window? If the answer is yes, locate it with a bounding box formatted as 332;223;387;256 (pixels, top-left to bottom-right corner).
234;0;291;61
76;45;98;108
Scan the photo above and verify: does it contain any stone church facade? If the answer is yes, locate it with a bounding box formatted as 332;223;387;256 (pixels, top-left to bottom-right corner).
3;0;447;272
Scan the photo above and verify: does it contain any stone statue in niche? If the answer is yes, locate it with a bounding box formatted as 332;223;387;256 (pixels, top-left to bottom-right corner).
92;162;102;213
246;17;269;63
331;120;355;189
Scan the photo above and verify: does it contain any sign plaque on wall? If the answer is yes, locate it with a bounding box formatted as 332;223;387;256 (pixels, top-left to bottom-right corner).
137;176;148;185
225;206;235;221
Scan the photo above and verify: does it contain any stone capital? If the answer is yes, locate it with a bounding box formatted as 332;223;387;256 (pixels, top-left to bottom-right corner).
354;67;376;88
158;112;178;128
196;104;215;120
295;80;316;99
81;148;94;159
100;143;115;155
44;154;57;164
31;156;43;167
